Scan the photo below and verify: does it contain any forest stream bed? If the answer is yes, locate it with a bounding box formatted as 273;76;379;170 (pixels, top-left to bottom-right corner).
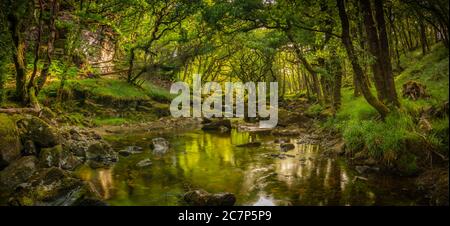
75;127;427;206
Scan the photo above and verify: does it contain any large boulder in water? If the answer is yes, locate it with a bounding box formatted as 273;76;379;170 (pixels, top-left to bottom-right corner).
118;146;144;157
38;145;82;170
60;127;102;158
8;167;105;206
17;116;60;148
201;119;232;131
86;141;118;168
183;189;236;206
150;137;169;154
0;114;21;169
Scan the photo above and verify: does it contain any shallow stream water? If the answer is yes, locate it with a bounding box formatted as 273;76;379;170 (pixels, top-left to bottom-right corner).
76;128;423;206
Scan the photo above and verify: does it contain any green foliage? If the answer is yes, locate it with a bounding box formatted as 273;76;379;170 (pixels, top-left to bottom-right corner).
70;79;150;101
429;116;450;153
341;112;418;164
141;81;175;103
305;103;324;117
93;117;129;126
335;88;378;121
396;43;449;104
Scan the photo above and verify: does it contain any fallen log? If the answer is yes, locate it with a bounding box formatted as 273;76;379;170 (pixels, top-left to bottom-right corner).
0;107;41;114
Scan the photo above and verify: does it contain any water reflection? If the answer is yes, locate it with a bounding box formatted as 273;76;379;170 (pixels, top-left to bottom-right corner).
78;129;421;206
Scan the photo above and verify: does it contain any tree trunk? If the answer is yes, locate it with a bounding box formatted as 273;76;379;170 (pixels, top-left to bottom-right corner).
7;13;27;103
28;0;44;97
337;0;389;118
360;0;387;102
37;0;59;93
419;20;429;56
374;0;400;107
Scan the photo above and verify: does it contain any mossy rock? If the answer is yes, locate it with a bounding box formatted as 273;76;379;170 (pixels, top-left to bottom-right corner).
17;116;60;148
39;145;63;168
0;156;38;192
9;167;105;206
86;141;118;168
0;114;21;167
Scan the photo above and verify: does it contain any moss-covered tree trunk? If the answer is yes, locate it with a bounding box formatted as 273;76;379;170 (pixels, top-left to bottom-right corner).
374;0;400;108
7;13;27;103
37;0;59;94
337;0;389;118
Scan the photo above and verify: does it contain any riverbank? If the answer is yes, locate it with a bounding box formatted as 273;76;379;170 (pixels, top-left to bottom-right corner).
0;62;448;205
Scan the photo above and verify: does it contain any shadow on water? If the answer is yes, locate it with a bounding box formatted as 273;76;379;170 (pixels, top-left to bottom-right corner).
76;128;422;206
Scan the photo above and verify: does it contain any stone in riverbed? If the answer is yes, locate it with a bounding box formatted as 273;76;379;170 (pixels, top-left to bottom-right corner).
271;129;300;136
150;137;169;154
0;156;38;192
39;145;63;168
22;140;37;156
355;165;380;174
280;143;295;152
183;189;236;206
8;167;105;206
17;116;60;148
86;141;118;168
274;138;290;144
136;158;152;167
236;142;261;147
38;145;82;170
118;146;144;156
201;119;232;131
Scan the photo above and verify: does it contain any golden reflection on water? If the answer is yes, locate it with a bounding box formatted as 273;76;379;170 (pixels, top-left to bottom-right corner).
78;129;420;206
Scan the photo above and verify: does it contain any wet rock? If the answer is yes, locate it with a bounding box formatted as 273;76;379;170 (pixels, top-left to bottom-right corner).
8;167;105;206
0;113;22;167
17;116;60;148
22;140;37;156
201;118;212;124
277;109;311;127
271;129;301;136
280;143;295;152
150;137;169;154
296;134;320;145
201;119;232;131
218;126;230;133
118;146;144;156
355;165;380;174
0;156;38;192
60;127;102;158
86;141;118;168
236;142;261;147
267;153;294;159
330;140;345;155
183;189;236;206
39;145;63;168
60;150;83;170
136;159;152;167
274;138;290;144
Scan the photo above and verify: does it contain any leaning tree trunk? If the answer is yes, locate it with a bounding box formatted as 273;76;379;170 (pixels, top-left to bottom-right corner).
337;0;389;118
28;0;44;100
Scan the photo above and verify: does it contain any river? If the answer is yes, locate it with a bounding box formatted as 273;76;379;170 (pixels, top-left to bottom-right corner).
75;128;424;206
